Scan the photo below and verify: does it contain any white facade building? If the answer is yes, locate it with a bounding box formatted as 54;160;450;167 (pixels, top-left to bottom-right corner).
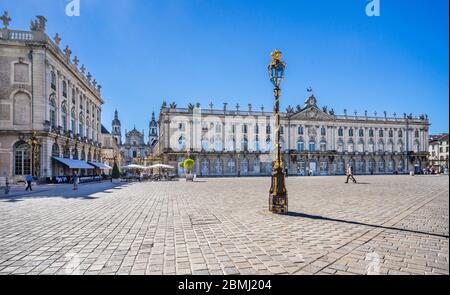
156;95;430;177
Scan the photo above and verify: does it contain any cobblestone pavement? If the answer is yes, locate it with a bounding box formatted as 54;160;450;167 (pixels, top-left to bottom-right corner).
0;176;448;275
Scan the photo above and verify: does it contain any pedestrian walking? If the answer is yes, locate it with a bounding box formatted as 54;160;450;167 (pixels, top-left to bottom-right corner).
25;174;33;191
345;164;357;184
73;172;79;190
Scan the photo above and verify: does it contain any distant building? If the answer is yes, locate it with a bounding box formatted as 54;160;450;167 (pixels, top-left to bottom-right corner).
110;111;159;165
101;125;121;171
429;134;449;170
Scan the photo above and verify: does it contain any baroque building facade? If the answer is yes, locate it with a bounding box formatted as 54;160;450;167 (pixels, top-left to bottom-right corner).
0;13;105;182
155;95;430;177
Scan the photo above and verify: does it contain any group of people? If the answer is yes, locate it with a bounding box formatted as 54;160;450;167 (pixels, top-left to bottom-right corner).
423;166;448;175
24;172;80;192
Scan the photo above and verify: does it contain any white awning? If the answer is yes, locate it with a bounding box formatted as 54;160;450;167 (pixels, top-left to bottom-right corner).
53;157;95;169
89;162;112;170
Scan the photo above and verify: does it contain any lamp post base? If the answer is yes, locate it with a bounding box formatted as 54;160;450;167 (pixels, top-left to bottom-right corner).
269;167;288;214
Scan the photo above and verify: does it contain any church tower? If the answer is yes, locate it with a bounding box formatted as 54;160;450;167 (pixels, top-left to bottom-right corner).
148;112;158;147
111;110;122;145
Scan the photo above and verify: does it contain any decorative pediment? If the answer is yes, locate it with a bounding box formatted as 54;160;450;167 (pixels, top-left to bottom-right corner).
289;106;336;121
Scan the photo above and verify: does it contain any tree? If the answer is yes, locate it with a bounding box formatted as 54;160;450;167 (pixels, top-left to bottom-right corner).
112;160;120;179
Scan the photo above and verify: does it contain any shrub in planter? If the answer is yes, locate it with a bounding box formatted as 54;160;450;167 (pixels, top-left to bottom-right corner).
182;158;195;181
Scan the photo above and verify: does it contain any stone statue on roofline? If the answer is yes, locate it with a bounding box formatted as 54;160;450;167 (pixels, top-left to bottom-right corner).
1;11;12;29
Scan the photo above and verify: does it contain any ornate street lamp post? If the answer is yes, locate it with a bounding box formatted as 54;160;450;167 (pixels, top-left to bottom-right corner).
26;130;40;178
268;49;288;214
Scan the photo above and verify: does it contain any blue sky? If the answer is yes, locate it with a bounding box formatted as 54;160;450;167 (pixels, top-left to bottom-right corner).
1;0;448;135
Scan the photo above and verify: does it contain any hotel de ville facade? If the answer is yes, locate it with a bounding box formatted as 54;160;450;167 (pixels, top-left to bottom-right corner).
155;94;430;177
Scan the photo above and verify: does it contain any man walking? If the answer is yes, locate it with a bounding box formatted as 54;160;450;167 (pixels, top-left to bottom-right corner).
345;164;357;184
25;174;33;191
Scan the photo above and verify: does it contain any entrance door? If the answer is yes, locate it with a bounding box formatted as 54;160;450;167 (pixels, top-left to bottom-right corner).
309;161;317;176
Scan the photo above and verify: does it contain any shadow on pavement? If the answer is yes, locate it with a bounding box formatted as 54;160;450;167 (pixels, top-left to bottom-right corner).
287;211;449;239
0;182;132;203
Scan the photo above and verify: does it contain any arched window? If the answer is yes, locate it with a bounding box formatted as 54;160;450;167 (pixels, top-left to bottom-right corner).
413;140;420;153
368;139;375;153
71;108;76;134
92;119;95;140
280;137;285;152
338;127;343;137
214;136;222;151
265;136;272;152
297;138;304;152
378;139;384;152
388;159;395;173
50;71;56;90
201;136;209;151
227;137;235;151
215;158;223;174
72;148;78;160
227;158;236;174
357;139;365;153
378;159;386;173
253;158;261;174
309;139;316;152
178;136;186;151
86;117;91;140
254;136;260;152
14;142;31;176
240;157;249;175
49;95;57;128
387;140;394;153
320;140;327;152
337;158;345;174
368;159;376;173
78;113;84;137
61;102;68;132
52;143;60;157
242;136;249;151
359;129;364;137
62;81;67;97
337;139;344;153
347;139;354;153
81;150;86;161
201;159;209;175
63;145;70;158
397;139;404;153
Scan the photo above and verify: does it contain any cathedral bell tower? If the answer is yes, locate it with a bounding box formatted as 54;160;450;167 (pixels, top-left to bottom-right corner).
111;110;122;145
148;112;158;147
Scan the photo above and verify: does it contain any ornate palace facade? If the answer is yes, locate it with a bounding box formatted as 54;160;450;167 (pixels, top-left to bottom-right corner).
0;13;105;182
156;95;430;177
